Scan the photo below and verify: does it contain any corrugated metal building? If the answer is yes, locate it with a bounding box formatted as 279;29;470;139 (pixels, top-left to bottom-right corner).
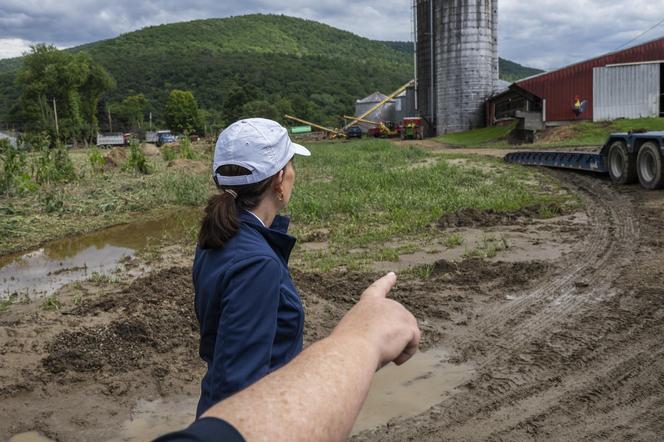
354;92;396;132
512;36;664;123
593;62;661;121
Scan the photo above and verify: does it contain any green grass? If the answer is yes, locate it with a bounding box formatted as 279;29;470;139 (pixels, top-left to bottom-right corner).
493;117;664;148
0;142;215;255
40;295;62;311
434;123;516;147
443;233;464;248
289;139;572;271
551;118;664;146
434;117;664;150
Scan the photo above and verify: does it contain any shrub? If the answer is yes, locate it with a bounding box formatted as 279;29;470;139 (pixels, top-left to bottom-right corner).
123;138;152;174
0;139;35;195
32;142;76;185
40;188;66;213
161;144;177;161
88;146;105;174
179;136;196;160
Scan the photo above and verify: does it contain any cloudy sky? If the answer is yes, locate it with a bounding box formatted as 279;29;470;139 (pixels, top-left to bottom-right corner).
1;0;664;70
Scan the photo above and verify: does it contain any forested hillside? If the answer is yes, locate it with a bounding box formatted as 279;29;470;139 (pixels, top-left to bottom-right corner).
0;14;542;131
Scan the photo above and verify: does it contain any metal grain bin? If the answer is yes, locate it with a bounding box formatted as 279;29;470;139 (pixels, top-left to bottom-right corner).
355;92;396;132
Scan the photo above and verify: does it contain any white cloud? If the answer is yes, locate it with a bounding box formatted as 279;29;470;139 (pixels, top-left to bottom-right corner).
0;38;34;59
1;1;664;68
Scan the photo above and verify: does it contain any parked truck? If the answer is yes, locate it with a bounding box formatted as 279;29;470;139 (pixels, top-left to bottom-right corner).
504;131;664;190
96;133;127;148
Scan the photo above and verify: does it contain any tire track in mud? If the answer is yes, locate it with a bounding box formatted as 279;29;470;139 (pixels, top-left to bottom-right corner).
358;172;664;441
444;172;643;439
481;171;638;335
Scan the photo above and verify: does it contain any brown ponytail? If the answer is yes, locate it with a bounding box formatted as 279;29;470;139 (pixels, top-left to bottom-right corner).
198;165;273;249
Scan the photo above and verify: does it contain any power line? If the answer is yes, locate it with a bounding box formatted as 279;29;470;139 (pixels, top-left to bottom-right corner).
614;16;664;51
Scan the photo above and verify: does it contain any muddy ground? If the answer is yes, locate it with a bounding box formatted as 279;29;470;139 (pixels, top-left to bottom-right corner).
2;169;664;441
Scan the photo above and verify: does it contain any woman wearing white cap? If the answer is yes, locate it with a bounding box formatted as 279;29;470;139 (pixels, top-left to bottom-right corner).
193;118;311;418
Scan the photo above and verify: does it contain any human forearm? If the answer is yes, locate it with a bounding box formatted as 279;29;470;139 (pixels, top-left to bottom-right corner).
199;272;420;442
203;333;378;442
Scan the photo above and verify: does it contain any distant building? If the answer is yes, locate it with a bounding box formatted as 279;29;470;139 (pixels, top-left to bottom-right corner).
354;92;396;133
487;36;664;125
0;131;17;148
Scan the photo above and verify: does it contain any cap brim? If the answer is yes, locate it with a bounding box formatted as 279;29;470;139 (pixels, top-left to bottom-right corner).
292;142;311;157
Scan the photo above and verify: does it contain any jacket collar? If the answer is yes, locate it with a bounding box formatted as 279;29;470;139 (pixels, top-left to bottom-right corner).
240;211;296;263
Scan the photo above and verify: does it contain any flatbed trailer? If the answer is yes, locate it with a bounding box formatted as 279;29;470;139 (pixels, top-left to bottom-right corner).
505;131;664;190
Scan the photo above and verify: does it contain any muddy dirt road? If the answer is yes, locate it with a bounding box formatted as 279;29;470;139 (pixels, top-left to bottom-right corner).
2;169;664;441
356;171;664;441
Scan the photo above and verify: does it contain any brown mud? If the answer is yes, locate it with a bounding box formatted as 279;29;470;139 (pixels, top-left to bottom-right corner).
2;170;664;440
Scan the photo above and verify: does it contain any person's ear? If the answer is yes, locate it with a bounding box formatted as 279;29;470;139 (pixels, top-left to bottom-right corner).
273;170;285;193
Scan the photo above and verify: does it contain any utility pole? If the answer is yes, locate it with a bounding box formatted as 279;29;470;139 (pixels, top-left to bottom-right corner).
52;98;59;137
107;106;113;132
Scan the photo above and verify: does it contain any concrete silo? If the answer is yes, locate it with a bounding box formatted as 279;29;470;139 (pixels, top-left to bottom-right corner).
415;0;499;134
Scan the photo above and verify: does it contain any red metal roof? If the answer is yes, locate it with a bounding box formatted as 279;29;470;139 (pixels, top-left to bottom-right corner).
516;37;664;122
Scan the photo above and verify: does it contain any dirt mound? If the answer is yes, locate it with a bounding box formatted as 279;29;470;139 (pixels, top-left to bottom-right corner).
44;319;154;373
432;258;549;288
43;267;197;375
167;159;208;174
437;206;549;228
104;147;127;169
142;143;160;157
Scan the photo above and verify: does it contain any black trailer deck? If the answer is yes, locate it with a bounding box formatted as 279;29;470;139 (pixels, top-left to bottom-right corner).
504;131;664;189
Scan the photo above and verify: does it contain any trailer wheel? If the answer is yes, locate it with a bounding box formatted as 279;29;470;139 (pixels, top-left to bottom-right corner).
636;142;664;190
607;141;637;185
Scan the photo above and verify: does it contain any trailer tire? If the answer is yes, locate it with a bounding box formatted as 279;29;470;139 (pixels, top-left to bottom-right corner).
607;141;637;185
636;142;664;190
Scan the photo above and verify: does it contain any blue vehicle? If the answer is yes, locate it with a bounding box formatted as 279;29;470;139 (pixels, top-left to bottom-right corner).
505;131;664;190
157;131;177;147
345;125;363;139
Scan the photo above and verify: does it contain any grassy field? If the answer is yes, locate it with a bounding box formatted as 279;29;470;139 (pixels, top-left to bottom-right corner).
434;123;516;147
1;139;574;271
434;117;664;149
0;144;214;255
287;140;575;271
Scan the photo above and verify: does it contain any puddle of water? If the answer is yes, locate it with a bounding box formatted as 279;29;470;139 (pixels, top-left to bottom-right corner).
8;432;55;442
115;397;198;442
352;348;474;434
0;210;201;300
114;349;473;441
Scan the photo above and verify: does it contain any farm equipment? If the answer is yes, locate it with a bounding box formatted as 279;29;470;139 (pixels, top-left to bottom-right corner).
343;80;415;132
342;115;398;138
400;117;425;140
344;125;363;139
284;114;345;139
504;131;664;190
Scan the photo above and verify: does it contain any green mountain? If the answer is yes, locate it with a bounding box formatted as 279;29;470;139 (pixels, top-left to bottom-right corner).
376;41;543;81
0;14;542;131
499;58;543;82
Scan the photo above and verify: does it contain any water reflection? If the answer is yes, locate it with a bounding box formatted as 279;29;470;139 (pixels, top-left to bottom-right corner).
0;210;202;299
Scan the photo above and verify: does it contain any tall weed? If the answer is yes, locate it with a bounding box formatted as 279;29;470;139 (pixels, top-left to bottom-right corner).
179;136;196;160
33;142;76;185
159;172;210;206
88;146;105;174
124;139;152;174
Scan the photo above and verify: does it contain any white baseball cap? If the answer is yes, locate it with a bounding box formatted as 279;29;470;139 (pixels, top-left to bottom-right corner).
213;118;311;186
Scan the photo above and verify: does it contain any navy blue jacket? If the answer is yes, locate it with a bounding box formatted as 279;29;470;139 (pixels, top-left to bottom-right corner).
193;211;304;417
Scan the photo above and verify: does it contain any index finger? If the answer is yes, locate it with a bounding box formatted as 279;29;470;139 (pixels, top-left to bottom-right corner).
360;272;397;300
